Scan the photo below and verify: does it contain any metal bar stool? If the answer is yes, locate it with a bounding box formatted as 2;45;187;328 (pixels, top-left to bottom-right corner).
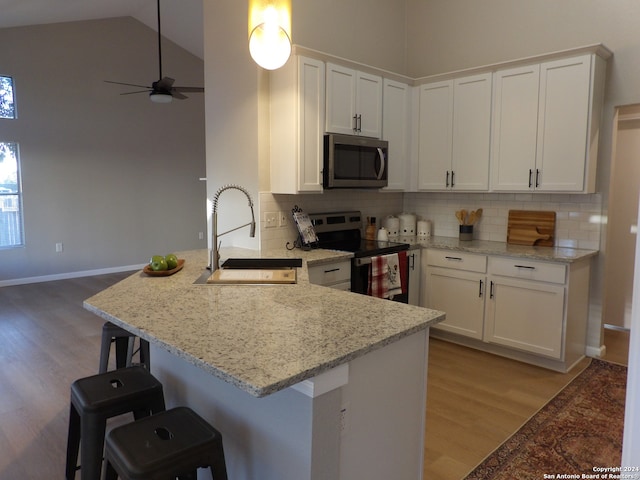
104;406;228;480
65;366;166;480
99;321;150;373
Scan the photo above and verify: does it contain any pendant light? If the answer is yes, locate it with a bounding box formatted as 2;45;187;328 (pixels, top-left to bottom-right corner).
248;0;292;70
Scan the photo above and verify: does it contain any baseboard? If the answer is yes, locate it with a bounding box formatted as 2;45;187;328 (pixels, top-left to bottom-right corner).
0;264;145;287
586;344;606;358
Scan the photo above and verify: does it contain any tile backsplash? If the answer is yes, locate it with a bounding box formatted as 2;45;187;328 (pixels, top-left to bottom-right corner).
260;191;603;251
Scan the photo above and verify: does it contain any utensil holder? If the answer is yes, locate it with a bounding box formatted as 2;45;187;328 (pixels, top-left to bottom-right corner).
459;225;473;241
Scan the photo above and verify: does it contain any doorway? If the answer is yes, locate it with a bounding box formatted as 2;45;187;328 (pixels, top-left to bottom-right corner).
603;104;640;329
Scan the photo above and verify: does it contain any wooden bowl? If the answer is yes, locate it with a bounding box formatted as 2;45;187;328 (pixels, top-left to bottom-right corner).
143;259;185;276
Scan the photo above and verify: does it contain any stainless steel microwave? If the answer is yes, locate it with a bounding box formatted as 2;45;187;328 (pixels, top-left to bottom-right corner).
323;134;389;189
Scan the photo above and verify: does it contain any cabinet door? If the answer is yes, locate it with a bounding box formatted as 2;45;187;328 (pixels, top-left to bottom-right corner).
451;73;492;191
408;249;421;306
536;55;592;191
382;78;411;190
491;64;540;191
417;80;453;190
485;276;565;358
426;267;486;339
270;55;324;194
297;57;326;192
326;63;357;135
356;71;383;138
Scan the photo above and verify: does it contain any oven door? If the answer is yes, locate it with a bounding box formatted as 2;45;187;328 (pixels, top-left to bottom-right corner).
351;255;410;303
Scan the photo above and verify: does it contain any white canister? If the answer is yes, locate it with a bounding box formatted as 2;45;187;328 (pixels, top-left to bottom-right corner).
398;213;417;236
417;219;432;237
382;215;400;237
377;227;389;241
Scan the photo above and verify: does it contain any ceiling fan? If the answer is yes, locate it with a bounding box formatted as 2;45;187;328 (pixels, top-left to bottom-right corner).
105;0;204;103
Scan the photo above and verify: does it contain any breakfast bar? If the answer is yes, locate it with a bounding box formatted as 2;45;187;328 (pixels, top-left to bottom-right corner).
84;248;445;480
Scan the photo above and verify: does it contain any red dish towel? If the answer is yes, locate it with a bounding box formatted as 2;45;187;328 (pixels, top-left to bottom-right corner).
368;251;408;299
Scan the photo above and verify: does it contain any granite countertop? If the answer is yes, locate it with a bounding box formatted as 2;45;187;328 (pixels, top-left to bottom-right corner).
395;235;598;263
84;248;445;398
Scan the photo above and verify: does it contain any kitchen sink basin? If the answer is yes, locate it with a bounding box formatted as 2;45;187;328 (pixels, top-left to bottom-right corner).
193;258;302;285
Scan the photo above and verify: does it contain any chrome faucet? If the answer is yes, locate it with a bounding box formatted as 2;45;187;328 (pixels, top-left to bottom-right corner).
209;184;256;272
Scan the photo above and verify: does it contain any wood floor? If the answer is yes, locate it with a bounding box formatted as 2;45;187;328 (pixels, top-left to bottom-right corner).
424;329;629;479
0;273;630;479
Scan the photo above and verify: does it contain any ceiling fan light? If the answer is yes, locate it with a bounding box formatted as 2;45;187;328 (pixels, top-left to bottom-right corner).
248;0;291;70
149;92;172;103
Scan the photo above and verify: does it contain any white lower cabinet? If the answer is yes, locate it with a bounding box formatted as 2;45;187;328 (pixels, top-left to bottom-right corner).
308;260;351;290
407;249;421;306
423;248;591;372
423;250;486;338
485;275;564;358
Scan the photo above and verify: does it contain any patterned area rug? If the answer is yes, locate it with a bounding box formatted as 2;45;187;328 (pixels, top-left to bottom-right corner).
464;359;627;480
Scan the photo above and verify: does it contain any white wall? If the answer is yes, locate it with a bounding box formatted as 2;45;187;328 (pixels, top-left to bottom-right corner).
0;17;207;283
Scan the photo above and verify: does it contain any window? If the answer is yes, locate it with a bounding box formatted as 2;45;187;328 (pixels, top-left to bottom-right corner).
0;75;22;247
0;142;23;247
1;76;16;119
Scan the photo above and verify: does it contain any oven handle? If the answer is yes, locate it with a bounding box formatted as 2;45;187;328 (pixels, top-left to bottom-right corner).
355;257;372;267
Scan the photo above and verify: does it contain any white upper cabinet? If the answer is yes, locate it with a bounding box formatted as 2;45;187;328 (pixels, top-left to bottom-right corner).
490;64;540;190
326;63;383;138
418;73;492;191
491;53;607;192
270;55;325;194
382;78;412;191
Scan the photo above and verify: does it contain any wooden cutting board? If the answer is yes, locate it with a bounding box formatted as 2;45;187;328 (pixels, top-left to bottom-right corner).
507;210;556;246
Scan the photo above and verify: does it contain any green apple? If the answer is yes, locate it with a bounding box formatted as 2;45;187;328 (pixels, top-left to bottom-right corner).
165;253;179;269
150;255;168;271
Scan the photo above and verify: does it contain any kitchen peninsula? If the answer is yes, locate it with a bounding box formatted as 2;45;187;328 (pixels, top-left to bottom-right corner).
84;248;445;480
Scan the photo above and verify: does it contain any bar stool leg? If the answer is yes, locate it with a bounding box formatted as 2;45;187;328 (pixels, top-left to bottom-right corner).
65;404;81;479
80;414;107;480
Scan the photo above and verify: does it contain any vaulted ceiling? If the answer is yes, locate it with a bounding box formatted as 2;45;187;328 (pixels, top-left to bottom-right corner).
0;0;204;58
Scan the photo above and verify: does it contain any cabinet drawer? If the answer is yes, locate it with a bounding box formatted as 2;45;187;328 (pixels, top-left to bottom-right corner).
489;257;566;284
426;249;487;273
308;260;351;286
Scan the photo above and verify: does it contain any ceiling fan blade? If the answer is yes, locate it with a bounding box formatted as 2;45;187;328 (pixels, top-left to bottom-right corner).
170;90;188;100
156;77;175;89
172;86;204;93
105;80;153;89
120;90;152;95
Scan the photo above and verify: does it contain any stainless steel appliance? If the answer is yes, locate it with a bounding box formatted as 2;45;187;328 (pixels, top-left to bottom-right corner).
323;134;389;189
309;211;410;303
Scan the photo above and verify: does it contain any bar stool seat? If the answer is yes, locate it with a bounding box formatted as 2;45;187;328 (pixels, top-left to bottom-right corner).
65;366;166;480
104;406;228;480
99;321;150;373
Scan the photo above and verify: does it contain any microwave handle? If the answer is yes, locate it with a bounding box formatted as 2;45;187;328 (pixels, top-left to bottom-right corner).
376;148;386;180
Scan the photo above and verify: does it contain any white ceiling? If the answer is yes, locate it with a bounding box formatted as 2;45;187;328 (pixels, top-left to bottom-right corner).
0;0;204;58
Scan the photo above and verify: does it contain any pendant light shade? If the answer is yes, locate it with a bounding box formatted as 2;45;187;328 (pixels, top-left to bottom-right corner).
248;0;292;70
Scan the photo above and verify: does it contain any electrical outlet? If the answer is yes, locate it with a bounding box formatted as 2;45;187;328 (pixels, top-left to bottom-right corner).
278;211;288;227
339;403;349;436
198;232;204;240
264;212;278;229
55;242;63;253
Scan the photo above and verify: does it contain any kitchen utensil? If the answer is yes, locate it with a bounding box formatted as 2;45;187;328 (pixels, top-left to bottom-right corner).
507;210;556;246
507;227;552;245
460;209;468;225
455;211;465;225
468;211;477;225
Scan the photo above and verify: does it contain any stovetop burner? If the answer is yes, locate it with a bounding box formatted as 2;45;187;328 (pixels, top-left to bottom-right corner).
309;211;409;257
